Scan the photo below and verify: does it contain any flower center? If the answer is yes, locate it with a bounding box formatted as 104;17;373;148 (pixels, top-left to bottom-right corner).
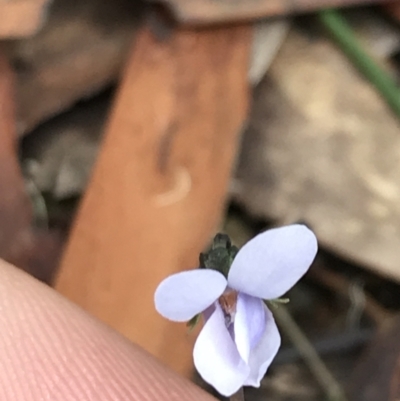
218;289;238;327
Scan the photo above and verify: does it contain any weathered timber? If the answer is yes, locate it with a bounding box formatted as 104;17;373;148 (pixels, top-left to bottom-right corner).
0;0;50;38
55;21;251;376
150;0;396;25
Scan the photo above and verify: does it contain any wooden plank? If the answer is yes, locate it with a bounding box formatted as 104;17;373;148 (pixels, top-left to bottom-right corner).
0;0;50;38
151;0;395;25
55;22;251;376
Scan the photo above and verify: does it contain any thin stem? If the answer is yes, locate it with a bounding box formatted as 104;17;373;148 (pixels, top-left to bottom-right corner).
319;9;400;118
272;305;348;401
230;387;245;401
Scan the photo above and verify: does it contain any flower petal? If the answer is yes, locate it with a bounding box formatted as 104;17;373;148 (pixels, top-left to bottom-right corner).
234;293;266;363
244;306;281;387
228;224;317;299
154;270;227;322
193;304;250;396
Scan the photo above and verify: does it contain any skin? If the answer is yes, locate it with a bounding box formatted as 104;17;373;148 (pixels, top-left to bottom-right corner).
0;259;217;401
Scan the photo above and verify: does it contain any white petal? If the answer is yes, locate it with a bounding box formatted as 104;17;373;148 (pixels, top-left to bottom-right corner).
234;293;266;363
228;225;317;299
193;304;250;396
244;306;281;387
154;270;227;322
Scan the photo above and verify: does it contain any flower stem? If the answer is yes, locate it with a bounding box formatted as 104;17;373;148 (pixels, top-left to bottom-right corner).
230;387;245;401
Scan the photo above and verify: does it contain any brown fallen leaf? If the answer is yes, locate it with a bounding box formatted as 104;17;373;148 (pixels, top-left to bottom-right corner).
22;93;110;199
348;316;400;401
8;0;143;134
234;27;400;282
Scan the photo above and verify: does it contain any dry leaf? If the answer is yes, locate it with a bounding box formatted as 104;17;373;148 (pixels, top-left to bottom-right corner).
235;28;400;282
9;0;142;134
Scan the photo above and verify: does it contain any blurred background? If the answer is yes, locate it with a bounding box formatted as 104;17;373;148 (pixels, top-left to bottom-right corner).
2;0;400;400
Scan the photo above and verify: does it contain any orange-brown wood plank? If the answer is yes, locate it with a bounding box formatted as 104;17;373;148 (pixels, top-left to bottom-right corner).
55;23;251;376
0;0;50;38
155;0;394;25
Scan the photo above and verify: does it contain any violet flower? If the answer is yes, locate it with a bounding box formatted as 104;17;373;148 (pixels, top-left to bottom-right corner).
154;224;318;396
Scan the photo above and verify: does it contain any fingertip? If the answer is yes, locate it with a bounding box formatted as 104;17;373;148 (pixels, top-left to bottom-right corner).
0;260;216;401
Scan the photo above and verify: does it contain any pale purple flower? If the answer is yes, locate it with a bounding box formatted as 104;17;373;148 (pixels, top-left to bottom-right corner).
154;224;318;396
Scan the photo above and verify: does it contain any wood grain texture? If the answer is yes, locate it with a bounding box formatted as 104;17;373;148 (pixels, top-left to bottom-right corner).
154;0;394;25
0;0;50;38
55;23;251;376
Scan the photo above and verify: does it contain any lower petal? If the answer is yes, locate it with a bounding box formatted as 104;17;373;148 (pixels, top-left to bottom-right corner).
234;293;266;363
243;305;281;387
193;304;250;396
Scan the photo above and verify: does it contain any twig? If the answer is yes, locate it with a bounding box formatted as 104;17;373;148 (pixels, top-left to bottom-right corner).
274;327;372;365
309;264;393;326
271;305;348;401
230;387;245;401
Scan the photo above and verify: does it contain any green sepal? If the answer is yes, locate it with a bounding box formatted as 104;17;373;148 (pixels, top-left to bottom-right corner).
199;233;240;277
212;233;232;250
187;314;201;331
